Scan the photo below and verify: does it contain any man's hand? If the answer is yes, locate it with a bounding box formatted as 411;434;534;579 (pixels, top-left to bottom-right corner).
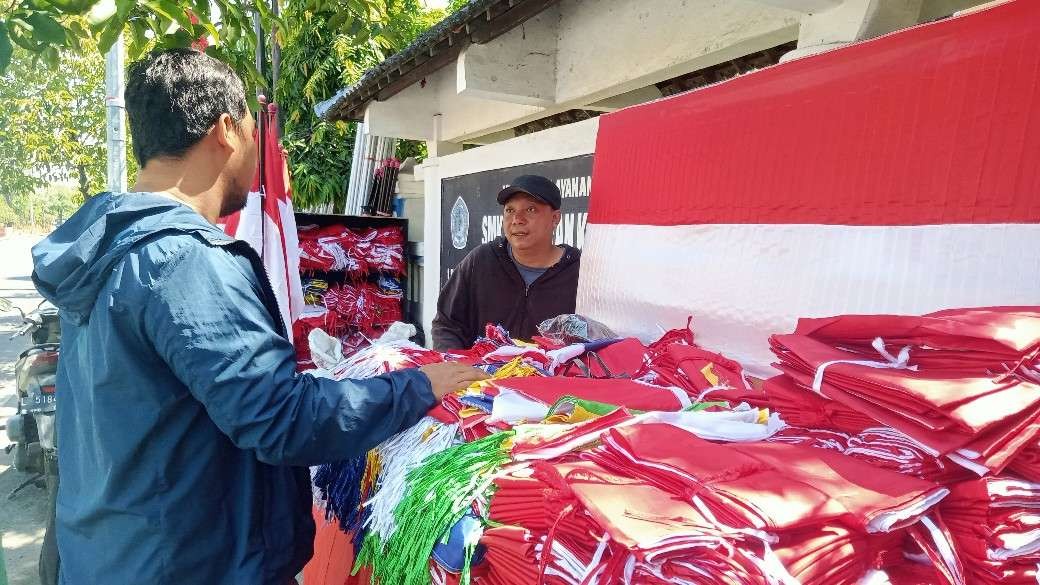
420;362;489;400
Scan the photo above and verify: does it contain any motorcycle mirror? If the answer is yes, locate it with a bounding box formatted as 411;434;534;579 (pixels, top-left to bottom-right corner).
0;297;12;313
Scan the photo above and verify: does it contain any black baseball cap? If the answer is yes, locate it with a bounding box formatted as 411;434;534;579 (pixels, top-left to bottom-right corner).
496;175;562;210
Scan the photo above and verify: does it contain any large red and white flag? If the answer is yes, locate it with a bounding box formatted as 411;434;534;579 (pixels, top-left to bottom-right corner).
577;0;1040;377
223;103;305;338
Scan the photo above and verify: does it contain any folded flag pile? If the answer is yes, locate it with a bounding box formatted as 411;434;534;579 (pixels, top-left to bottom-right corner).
770;307;1040;476
294;223;408;367
941;477;1040;584
298;224;405;278
306;312;1038;585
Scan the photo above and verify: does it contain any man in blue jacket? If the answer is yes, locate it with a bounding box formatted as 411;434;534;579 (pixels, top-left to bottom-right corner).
30;48;485;584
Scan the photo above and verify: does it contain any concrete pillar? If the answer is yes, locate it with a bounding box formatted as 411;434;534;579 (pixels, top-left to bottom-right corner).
768;0;926;62
420;114;462;346
428;114;464;158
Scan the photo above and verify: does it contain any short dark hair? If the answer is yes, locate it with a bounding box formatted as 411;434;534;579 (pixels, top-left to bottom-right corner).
125;48;248;167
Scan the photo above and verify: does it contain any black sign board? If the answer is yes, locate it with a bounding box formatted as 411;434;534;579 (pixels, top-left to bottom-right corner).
440;155;593;286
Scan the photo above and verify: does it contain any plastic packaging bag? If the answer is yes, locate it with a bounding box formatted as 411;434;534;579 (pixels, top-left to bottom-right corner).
537;314;617;345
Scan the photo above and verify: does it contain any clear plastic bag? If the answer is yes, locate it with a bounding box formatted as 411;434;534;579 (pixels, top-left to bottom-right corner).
537;314;617;345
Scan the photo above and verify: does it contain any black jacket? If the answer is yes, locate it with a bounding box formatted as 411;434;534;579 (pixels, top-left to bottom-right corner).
432;236;581;350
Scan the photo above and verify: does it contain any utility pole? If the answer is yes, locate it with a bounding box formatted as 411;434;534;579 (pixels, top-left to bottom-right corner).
105;34;127;193
271;0;281;105
253;11;267;98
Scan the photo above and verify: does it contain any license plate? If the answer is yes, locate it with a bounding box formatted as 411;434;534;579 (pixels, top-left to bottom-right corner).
25;385;56;414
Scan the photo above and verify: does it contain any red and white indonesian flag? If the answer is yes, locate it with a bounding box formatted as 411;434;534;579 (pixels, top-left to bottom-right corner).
577;0;1040;377
223;103;305;338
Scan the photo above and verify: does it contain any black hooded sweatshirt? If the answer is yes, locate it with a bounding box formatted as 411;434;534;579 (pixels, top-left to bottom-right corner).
432;236;581;350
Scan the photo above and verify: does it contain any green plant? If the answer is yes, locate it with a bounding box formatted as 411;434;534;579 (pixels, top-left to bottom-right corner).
0;25;127;219
277;0;445;210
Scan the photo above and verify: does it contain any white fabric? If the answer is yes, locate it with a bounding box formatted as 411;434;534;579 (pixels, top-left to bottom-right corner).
229;192;305;337
307;328;343;371
991;527;1040;561
577;223;1040;377
867;489;950;533
364;418;459;542
633;406;784;442
487;389;552;424
919;514;965;585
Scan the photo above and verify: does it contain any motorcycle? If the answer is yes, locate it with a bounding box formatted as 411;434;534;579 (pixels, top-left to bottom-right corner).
1;296;60;584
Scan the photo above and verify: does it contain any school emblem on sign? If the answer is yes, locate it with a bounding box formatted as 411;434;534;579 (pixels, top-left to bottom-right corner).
450;196;469;250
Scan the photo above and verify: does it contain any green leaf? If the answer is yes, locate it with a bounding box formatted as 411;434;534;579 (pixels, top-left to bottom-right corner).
0;22;12;74
97;0;133;53
199;21;218;45
142;0;194;35
8;19;45;52
326;9;354;32
42;44;59;70
190;0;210;20
160;27;193;49
251;0;273;21
127;20;149;59
26;13;67;45
39;0;98;15
86;0;117;26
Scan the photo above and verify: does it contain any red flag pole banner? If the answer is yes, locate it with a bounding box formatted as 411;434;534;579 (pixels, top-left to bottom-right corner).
222;103;305;337
578;0;1040;377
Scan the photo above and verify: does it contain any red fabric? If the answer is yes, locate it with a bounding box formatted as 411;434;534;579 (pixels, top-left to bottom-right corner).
568;337;648;378
772;330;1040;472
603;423;945;534
221;102;304;338
646;344;749;397
488;376;686;412
941;477;1040;585
487;455;921;584
758;375;875;434
588;0;1040;227
795;308;1040;370
1010;441;1040;482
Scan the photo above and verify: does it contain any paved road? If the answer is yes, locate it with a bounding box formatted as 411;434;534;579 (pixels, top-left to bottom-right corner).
0;231;47;585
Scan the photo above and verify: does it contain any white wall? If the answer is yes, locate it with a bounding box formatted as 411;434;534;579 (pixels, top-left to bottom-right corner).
420;116;601;343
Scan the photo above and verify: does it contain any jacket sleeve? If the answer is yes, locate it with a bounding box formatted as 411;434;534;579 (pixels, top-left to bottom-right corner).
431;256;474;351
139;238;436;467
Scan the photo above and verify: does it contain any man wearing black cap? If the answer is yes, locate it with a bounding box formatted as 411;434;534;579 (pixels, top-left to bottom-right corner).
432;174;582;350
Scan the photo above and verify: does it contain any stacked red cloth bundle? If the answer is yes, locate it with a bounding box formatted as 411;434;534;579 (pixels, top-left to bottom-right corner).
298;225;406;277
298;225;367;274
771;307;1040;475
766;426;850;452
766;426;970;484
640;344;751;399
845;427;971;484
757;374;875;433
1010;441;1040;483
481;422;948;584
323;282;403;336
941;477;1040;584
794;308;1040;374
357;227;406;275
483;463;607;585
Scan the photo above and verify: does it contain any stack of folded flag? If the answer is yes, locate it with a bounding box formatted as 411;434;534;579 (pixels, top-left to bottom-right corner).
305;307;1040;585
770;307;1040;476
941;477;1040;584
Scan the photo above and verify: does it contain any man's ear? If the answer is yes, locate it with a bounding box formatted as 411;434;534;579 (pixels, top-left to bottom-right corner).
553;209;562;226
213;113;236;149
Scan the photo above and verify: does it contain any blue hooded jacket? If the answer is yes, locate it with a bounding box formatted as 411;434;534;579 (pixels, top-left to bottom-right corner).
31;192;436;584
